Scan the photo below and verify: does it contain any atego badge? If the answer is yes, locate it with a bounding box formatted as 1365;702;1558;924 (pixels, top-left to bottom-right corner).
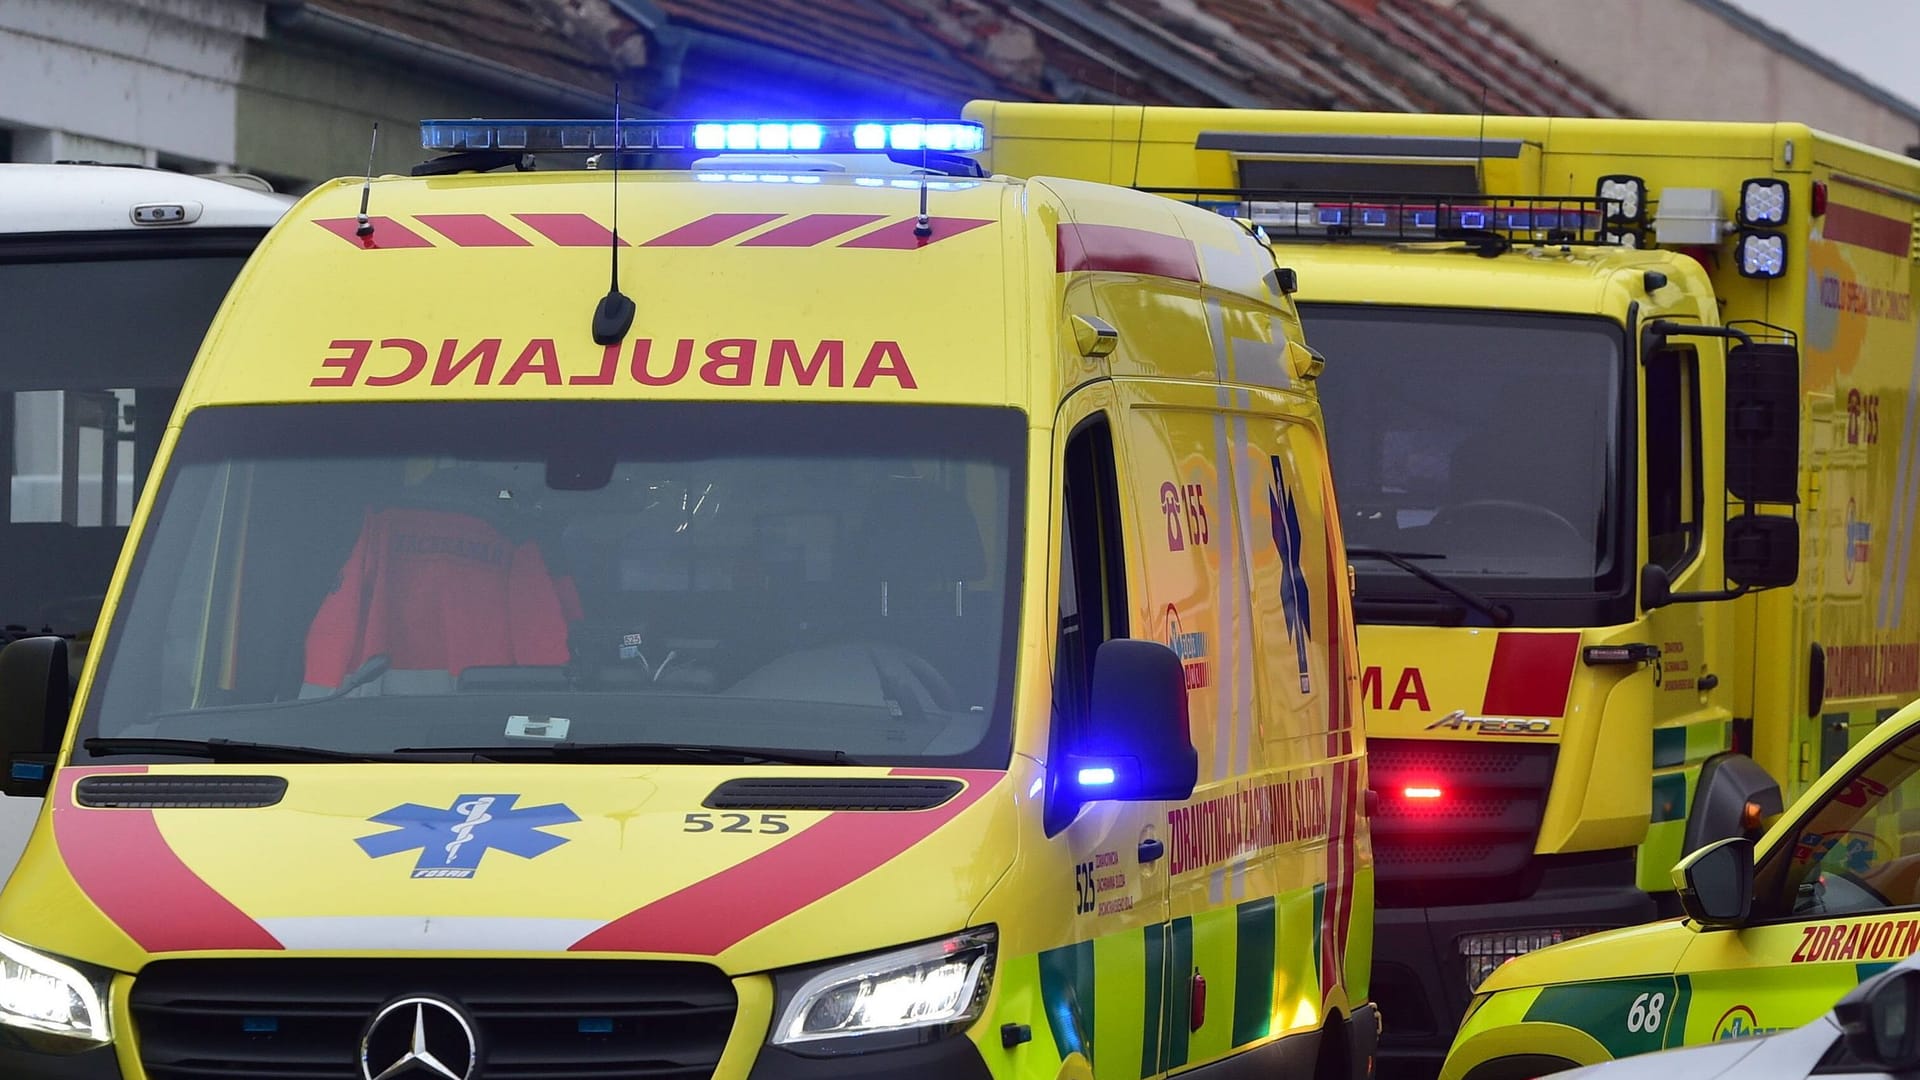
1425;709;1553;737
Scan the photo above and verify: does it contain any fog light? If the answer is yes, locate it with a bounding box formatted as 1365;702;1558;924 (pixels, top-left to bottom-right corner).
1738;178;1789;226
1458;928;1605;991
1597;175;1647;222
1735;229;1787;278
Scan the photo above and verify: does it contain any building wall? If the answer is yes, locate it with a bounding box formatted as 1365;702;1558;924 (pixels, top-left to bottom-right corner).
0;0;264;166
1466;0;1920;154
233;35;546;191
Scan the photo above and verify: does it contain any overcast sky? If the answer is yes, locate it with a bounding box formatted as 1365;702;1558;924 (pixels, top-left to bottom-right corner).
1723;0;1920;110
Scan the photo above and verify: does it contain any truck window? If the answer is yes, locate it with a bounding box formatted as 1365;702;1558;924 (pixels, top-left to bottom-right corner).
1053;415;1128;738
1302;304;1629;625
1645;346;1702;573
0;247;253;641
79;401;1027;769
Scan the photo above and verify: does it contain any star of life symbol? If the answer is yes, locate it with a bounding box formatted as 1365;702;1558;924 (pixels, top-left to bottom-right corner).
360;997;477;1080
356;794;579;879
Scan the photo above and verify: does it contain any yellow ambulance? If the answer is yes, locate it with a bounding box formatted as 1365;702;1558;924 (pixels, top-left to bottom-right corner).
962;102;1920;1076
0;118;1374;1080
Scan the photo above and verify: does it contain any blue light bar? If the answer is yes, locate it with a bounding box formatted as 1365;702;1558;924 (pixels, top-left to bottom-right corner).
422;119;981;155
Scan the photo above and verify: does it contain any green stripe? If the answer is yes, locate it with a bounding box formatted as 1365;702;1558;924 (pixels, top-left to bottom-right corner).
1653;727;1687;768
1141;924;1164;1079
1651;772;1688;823
1039;941;1096;1063
1232;898;1277;1045
1311;882;1326;994
1684;719;1730;762
1165;917;1193;1070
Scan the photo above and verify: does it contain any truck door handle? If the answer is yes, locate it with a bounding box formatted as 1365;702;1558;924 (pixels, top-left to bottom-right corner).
1139;838;1165;864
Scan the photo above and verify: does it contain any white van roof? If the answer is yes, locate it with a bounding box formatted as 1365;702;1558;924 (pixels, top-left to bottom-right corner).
0;162;293;233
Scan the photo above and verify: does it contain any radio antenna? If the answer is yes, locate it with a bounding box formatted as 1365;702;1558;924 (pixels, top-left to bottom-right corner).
913;131;933;238
355;122;379;239
592;83;636;345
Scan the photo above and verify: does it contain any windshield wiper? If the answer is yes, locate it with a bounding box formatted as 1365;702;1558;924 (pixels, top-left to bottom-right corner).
81;737;439;764
394;742;860;766
1346;547;1513;627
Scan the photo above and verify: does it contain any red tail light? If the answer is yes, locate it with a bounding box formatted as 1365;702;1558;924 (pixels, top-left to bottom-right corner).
1403;785;1444;800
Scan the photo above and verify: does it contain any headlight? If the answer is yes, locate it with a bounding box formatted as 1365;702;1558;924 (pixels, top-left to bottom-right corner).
0;934;111;1047
1457;928;1605;992
771;928;995;1045
1738;178;1789;226
1735;229;1788;279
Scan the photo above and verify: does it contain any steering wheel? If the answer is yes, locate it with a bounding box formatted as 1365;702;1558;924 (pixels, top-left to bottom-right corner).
1428;499;1585;545
1828;868;1894;911
871;644;963;716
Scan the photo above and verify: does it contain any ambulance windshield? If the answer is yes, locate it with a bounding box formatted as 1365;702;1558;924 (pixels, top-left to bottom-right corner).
78;401;1025;768
1303;305;1627;623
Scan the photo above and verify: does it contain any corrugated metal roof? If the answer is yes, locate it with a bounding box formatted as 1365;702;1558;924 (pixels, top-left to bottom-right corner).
289;0;1636;119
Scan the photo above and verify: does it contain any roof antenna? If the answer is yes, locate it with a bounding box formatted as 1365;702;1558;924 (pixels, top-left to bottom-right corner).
913;134;933;238
592;84;636;346
355;122;379;239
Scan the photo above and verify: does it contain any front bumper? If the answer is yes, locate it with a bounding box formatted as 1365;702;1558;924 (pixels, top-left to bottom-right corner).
1372;882;1656;1080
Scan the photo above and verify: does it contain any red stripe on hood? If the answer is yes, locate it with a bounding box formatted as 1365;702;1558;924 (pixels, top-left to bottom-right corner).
1480;632;1581;718
570;769;1001;955
53;767;283;952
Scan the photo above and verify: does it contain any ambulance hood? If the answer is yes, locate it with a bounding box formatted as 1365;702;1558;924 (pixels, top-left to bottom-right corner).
18;763;1012;973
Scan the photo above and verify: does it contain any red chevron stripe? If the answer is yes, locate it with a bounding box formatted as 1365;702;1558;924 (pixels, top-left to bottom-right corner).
514;213;628;247
1057;222;1201;282
52;767;283;953
742;213;886;247
841;217;994;249
642;212;783;247
569;769;1001;955
313;217;432;249
416;213;531;247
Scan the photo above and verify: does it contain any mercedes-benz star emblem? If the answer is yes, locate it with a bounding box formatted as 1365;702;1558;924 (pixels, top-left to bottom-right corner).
359;996;478;1080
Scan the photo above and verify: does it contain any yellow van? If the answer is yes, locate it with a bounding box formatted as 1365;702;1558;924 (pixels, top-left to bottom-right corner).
0;118;1374;1080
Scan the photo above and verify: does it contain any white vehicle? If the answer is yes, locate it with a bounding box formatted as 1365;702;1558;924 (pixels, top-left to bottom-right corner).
0;163;288;871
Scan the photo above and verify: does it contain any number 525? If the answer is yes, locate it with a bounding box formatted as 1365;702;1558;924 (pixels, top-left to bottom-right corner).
684;812;790;834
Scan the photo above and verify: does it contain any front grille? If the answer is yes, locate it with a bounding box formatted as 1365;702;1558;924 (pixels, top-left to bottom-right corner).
1368;738;1556;904
131;959;737;1080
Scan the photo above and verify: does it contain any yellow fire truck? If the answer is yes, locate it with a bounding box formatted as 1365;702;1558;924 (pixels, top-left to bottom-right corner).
965;102;1920;1076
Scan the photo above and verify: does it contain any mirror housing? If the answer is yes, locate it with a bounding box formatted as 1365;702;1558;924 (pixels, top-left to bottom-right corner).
1836;968;1920;1073
1724;340;1801;505
1724;513;1799;588
0;636;72;798
1640;563;1672;611
1059;639;1198;810
1670;835;1753;927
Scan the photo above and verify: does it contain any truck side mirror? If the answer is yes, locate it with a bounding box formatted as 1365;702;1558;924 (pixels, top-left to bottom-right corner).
1670;835;1753;928
1724;340;1799;504
1064;639;1198;804
1724;513;1799;588
0;636;72;798
1836;968;1920;1073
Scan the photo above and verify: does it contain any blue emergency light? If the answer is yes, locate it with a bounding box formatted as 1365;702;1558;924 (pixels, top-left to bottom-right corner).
420;118;985;155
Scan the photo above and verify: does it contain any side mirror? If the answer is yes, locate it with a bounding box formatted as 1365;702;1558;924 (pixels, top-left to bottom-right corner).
1640;562;1672;611
1065;639;1198;804
1724;340;1800;505
1670;835;1753;927
1836;968;1920;1072
0;636;72;798
1285;340;1326;381
1724;513;1799;589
